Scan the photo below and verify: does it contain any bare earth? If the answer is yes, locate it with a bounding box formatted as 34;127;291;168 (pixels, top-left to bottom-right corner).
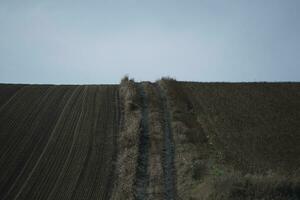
0;80;299;200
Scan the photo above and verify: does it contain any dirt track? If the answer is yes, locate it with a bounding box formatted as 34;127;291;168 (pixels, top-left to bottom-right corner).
133;82;177;200
156;83;176;200
134;83;150;200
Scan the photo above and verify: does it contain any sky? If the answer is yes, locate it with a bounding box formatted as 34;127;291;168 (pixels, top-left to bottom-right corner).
0;0;299;84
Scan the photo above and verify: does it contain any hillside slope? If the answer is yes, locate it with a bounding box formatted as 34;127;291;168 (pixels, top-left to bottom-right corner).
161;80;300;199
0;80;299;200
0;85;120;200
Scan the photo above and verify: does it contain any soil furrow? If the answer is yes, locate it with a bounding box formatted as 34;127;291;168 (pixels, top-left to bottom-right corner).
90;86;120;200
0;86;54;165
29;86;85;200
12;86;80;200
1;86;74;200
89;87;114;199
0;86;51;155
69;86;120;200
0;87;55;197
71;87;106;200
46;86;89;200
69;86;98;200
134;83;150;200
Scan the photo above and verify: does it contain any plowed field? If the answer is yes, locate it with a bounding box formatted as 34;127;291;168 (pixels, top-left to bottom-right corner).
0;85;120;200
161;80;300;199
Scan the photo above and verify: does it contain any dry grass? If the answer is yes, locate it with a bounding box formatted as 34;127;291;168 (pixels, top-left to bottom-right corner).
111;76;142;200
209;173;300;200
144;83;165;199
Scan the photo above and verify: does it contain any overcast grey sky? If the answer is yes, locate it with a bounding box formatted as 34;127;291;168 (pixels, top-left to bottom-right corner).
0;0;299;84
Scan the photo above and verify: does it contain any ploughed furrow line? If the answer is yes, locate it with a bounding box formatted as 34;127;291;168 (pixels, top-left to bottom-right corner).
13;86;86;200
45;86;89;200
0;86;54;197
0;86;53;170
0;86;75;200
71;86;120;200
157;83;177;200
0;85;121;200
90;86;120;200
0;86;51;151
68;86;100;200
134;83;150;200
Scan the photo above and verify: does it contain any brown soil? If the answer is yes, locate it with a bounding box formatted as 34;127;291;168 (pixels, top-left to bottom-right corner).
161;79;300;199
0;80;299;200
0;84;120;200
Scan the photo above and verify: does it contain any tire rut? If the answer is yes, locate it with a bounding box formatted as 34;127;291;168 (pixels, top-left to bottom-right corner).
156;83;177;200
134;83;150;200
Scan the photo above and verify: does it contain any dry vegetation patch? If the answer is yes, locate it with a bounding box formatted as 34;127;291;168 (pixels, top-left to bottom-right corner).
111;77;142;200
